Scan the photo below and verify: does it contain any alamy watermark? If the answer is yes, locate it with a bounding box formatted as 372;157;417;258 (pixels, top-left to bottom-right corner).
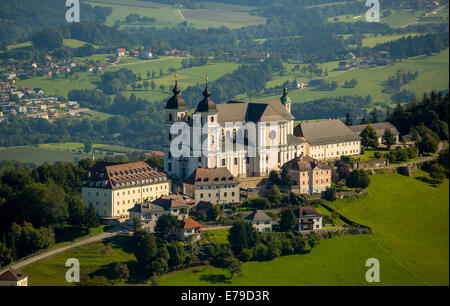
65;0;80;23
65;258;80;283
365;258;380;283
366;0;380;23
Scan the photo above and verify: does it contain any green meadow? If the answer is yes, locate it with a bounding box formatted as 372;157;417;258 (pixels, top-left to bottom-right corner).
0;142;144;165
19;170;449;286
328;171;449;286
86;0;265;29
250;48;449;105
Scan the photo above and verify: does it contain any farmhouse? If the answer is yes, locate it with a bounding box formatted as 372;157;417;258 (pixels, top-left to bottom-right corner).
82;161;170;222
245;210;273;232
298;206;323;231
294;120;361;160
0;268;28;286
348;122;400;145
129;194;193;232
283;155;333;194
183;167;240;205
176;218;203;242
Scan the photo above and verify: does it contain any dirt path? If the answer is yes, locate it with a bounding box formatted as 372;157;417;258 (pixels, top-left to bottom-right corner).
0;227;124;274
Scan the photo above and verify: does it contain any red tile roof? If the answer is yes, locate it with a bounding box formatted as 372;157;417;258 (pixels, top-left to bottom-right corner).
83;161;168;190
182;218;202;229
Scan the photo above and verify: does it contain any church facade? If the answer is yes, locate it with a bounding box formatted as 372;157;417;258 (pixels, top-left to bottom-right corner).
163;82;307;180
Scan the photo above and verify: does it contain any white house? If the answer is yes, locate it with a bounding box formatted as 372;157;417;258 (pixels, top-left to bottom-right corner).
245;210;273;232
298;206;323;231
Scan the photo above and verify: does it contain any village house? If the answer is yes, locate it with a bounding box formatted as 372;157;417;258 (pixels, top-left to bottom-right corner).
339;61;351;70
283;155;333;194
245;210;273;232
294;119;361;160
82;161;171;223
182;167;240;205
116;48;127;57
175;218;203;242
298;206;323;231
349;122;400;145
0;268;28;286
128;194;193;232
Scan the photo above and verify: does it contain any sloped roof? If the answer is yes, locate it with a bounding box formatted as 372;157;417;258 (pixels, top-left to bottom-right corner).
287;134;306;146
152;194;194;209
183;167;239;186
182;217;202;229
294;119;361;146
246;210;273;222
216;100;294;123
83;161;167;190
348;122;400;137
0;268;27;282
284;156;332;171
298;206;323;218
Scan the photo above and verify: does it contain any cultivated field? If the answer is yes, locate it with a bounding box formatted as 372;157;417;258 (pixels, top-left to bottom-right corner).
86;0;265;29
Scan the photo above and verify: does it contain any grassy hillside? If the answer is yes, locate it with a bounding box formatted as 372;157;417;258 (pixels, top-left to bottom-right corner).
250;49;449;105
328;171;449;286
0;142;145;165
19;170;449;286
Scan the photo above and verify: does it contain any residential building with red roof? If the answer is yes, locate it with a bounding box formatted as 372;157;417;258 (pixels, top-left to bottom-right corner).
176;217;202;242
82;161;171;223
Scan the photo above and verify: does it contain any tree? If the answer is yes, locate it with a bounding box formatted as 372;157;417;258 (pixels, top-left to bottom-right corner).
143;81;150;90
280;209;296;232
133;230;158;275
308;232;321;248
370;108;379;123
346;170;371;191
265;185;283;206
67;194;86;228
110;262;129;281
227;221;259;254
429;163;446;183
417;133;439;155
382;128;396;149
280;166;293;186
345;112;353;126
31;28;63;50
84;142;92;153
84;204;100;228
224;256;242;279
322;184;337;201
206;205;220;221
360;125;379;149
151;257;168;276
155;214;179;240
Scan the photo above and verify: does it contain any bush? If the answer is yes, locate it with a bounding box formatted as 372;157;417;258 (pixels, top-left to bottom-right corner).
238;248;252;262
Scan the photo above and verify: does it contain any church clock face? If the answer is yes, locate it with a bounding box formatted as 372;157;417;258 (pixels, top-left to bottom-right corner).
269;130;277;140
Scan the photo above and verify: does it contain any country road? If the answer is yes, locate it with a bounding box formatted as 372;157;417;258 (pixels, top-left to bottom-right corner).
0;226;125;274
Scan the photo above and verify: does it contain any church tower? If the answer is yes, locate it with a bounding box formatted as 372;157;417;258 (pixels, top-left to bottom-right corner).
164;75;187;179
280;86;292;114
195;75;220;169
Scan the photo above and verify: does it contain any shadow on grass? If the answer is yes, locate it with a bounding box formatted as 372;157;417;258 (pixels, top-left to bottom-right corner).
199;274;231;284
89;260;150;285
54;227;90;244
104;235;136;254
415;176;441;188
